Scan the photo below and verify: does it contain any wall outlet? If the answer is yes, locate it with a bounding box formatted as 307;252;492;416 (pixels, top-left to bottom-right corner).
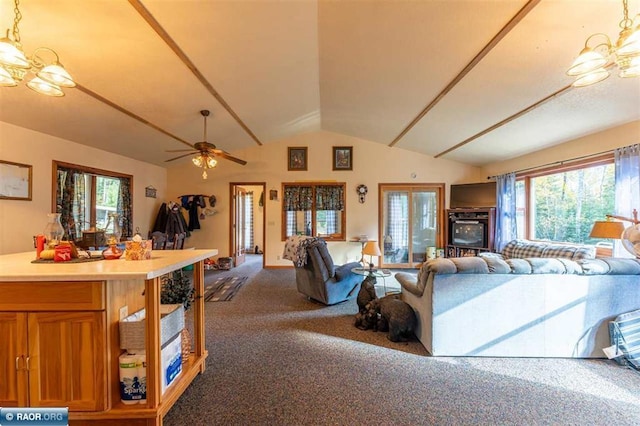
119;305;128;320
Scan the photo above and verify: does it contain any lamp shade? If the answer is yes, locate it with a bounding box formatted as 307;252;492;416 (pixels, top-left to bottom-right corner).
589;220;625;239
362;241;382;257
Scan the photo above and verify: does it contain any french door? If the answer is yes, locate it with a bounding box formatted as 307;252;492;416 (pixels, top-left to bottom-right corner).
379;184;445;268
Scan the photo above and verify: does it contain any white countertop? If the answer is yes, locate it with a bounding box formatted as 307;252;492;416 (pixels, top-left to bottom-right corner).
0;249;218;282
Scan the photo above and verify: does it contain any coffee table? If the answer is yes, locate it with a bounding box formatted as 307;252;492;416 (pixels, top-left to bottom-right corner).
351;267;394;295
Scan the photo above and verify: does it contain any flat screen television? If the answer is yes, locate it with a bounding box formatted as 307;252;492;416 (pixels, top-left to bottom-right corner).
450;182;497;209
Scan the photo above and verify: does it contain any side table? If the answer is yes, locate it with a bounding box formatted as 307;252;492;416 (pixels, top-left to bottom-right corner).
351;267;394;295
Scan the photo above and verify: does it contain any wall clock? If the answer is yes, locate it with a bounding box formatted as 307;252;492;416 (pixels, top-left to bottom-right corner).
356;184;368;203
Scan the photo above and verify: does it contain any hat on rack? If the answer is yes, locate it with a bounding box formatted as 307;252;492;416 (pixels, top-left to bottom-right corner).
209;195;217;207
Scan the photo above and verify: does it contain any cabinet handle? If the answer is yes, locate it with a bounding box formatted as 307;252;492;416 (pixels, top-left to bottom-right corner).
15;356;21;370
25;356;30;371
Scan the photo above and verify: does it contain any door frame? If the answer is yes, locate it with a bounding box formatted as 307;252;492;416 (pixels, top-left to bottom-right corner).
229;182;266;269
378;183;445;268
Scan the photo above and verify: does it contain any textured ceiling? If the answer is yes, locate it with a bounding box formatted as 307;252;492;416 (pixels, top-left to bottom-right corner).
0;0;638;168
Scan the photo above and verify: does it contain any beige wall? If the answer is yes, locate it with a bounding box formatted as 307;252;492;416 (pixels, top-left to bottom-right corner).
7;119;633;262
0;121;167;255
166;130;484;266
481;120;640;177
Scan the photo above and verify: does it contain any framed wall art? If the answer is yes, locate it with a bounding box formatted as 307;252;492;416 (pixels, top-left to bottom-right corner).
0;160;32;201
333;146;353;171
288;147;307;171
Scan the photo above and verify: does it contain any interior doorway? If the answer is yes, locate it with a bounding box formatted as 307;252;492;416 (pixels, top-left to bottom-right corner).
230;182;266;269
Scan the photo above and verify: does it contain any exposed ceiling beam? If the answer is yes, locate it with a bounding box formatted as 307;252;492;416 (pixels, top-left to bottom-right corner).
388;0;543;148
128;0;264;146
75;83;193;148
435;84;573;159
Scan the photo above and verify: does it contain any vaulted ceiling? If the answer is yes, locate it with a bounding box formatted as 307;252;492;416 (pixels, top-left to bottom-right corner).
0;0;638;168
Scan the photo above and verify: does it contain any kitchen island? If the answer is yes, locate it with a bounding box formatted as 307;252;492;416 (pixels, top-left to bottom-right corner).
0;249;217;425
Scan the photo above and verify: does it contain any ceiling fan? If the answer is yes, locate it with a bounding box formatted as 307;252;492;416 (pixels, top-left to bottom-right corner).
165;110;247;172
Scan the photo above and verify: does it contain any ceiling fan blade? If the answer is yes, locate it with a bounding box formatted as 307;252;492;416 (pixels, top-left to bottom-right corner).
165;152;196;162
214;150;247;165
166;149;196;153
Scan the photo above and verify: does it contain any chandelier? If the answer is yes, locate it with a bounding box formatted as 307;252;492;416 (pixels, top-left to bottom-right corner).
191;154;217;179
566;0;640;87
0;0;75;96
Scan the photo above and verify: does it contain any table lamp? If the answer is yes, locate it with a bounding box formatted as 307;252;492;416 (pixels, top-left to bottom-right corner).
362;241;382;271
589;216;625;257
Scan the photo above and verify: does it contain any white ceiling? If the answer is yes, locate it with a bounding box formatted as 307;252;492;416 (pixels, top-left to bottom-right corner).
0;0;638;168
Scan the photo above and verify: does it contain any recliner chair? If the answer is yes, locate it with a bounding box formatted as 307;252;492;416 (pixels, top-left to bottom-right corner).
294;239;362;305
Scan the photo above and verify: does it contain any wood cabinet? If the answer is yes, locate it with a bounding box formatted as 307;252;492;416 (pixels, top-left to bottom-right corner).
0;249;215;426
0;301;106;411
446;208;495;257
28;311;106;410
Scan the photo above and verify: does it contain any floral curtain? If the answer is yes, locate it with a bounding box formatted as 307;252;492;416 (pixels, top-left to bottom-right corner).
284;186;313;211
316;185;344;211
495;173;517;252
614;144;640;257
117;176;133;238
56;166;86;240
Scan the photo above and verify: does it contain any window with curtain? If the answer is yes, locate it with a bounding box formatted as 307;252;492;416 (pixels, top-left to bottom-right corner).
282;183;346;241
53;161;133;241
514;155;615;246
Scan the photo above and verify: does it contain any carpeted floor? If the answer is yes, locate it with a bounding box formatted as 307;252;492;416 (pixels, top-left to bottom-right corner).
164;255;640;425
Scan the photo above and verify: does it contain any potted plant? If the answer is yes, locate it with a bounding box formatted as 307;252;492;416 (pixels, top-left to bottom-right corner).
161;270;194;363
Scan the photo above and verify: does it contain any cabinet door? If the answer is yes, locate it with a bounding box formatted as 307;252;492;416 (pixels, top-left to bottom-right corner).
0;312;28;407
27;312;107;411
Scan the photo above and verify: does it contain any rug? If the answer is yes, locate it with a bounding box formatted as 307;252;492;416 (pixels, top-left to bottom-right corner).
203;276;248;302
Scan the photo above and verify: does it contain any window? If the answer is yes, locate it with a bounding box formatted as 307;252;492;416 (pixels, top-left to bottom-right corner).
53;161;133;241
282;183;345;241
515;155;615;245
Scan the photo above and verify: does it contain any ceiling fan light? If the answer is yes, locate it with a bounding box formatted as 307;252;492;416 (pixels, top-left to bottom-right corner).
572;67;610;87
206;157;217;168
0;66;17;86
192;156;203;167
37;63;75;88
26;77;64;96
567;48;608;76
0;38;28;68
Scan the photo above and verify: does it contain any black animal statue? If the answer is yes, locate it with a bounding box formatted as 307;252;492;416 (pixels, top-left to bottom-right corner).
356;275;377;313
364;295;416;342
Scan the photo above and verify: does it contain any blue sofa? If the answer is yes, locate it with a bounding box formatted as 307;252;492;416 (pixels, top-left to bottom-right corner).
395;240;640;357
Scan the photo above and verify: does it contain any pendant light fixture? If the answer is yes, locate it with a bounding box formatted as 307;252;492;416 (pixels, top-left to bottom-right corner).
566;0;640;87
0;0;75;96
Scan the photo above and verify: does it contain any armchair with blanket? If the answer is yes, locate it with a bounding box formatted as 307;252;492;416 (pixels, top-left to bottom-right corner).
283;236;362;305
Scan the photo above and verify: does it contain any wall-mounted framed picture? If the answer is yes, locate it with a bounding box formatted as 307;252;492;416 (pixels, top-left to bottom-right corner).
0;160;32;201
288;147;307;171
333;146;353;171
269;189;278;201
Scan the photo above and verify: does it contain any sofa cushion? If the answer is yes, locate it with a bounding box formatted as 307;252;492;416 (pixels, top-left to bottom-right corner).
506;258;532;274
450;257;490;274
579;258;640;275
315;242;336;278
481;255;512;274
502;239;545;259
528;258;569;274
425;258;457;274
501;239;596;261
578;259;610;275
